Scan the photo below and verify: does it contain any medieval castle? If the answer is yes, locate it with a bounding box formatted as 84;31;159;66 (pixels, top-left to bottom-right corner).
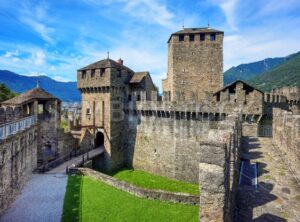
0;27;299;221
76;27;299;176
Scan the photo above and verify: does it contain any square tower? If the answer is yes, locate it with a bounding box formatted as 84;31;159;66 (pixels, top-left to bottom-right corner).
77;58;134;171
162;27;224;101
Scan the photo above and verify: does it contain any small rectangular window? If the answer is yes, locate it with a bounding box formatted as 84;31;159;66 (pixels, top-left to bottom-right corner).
86;108;90;115
200;34;205;41
117;69;122;77
210;33;216;41
189;35;194;41
91;69;95;78
82;70;86;78
100;68;105;77
179;35;184;41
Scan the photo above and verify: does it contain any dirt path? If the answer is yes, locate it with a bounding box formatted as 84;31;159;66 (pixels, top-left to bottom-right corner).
235;137;300;222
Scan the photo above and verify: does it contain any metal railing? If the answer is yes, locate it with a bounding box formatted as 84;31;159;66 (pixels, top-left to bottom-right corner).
38;147;95;173
0;115;36;140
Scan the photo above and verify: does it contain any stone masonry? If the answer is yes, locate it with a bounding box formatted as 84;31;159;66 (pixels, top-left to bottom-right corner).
272;108;300;181
0;124;37;215
163;28;223;102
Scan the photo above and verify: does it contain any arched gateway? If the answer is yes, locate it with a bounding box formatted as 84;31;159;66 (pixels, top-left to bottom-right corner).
95;131;104;148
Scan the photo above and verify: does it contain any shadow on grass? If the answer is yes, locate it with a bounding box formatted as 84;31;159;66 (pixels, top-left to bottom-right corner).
61;175;83;222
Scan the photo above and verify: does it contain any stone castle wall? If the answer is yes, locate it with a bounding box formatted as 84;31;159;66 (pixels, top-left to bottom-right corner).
272;108;300;179
0;125;37;215
123;109;242;221
124;105;229;183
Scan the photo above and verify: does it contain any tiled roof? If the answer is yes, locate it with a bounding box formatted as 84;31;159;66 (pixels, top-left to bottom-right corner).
168;27;223;42
1;87;59;105
129;72;148;83
173;27;223;34
78;59;133;72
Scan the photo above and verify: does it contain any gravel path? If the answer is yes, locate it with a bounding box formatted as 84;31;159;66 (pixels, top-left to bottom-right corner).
0;148;103;222
0;173;68;222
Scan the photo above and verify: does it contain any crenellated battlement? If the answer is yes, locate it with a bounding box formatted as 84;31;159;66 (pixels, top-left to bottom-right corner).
271;86;300;102
0;106;24;124
264;91;299;114
264;93;287;103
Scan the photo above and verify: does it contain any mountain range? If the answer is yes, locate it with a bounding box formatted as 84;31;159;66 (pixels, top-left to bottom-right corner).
248;52;300;91
224;51;300;91
0;70;80;102
0;51;299;102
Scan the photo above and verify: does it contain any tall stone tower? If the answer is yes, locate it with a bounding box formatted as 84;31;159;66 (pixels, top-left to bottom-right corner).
162;27;224;101
77;58;134;171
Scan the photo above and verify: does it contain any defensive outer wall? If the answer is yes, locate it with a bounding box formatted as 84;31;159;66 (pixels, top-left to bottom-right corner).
0;118;37;215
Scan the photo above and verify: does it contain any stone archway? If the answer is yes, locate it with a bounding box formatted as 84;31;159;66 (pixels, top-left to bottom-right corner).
95;131;104;148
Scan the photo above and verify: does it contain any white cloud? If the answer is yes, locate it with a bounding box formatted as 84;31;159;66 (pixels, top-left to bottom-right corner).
223;28;300;70
33;51;46;65
18;2;54;44
52;75;71;82
83;0;175;28
4;50;19;58
123;0;175;27
211;0;239;30
258;0;300;16
21;17;54;44
24;72;48;77
12;57;20;62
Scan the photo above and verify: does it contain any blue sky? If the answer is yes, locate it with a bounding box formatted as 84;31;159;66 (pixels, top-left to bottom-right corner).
0;0;300;90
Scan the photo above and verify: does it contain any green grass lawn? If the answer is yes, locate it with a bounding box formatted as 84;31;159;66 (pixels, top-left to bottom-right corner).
62;175;198;222
113;169;199;195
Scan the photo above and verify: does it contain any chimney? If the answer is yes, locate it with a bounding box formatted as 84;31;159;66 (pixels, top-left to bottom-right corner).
118;58;123;65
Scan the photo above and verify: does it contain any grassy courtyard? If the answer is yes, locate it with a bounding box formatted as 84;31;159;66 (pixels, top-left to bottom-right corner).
62;175;198;222
113;169;199;195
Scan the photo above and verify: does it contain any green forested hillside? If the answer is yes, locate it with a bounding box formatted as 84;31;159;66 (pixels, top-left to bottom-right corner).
224;51;300;86
224;57;287;84
249;53;300;92
0;83;17;102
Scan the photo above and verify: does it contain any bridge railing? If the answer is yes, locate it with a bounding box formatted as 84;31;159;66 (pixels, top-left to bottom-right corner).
38;146;96;173
0;115;36;140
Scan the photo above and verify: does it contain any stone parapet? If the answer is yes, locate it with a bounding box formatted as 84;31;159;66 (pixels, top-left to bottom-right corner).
199;115;241;222
0;125;38;215
0;106;24;124
272;108;300;181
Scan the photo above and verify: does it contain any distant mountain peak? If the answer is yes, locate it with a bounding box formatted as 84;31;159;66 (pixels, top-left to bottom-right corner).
0;70;79;102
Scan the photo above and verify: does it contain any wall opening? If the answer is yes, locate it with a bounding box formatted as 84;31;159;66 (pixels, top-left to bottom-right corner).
200;33;205;41
95;131;104;148
179;34;184;41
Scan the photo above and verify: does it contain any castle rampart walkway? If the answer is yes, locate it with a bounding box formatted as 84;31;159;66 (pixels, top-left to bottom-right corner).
235;137;300;222
0;115;36;140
